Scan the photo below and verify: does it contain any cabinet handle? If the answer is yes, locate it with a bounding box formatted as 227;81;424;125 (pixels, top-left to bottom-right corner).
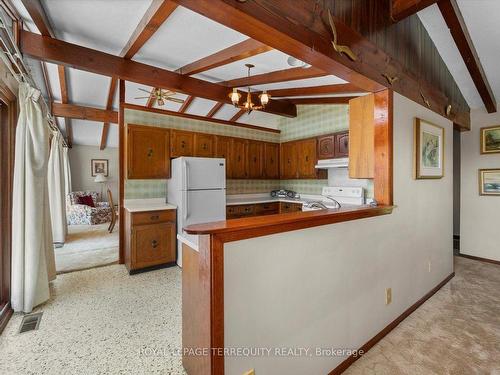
202;143;207;150
181;141;185;148
344;138;348;146
150;215;159;220
305;156;309;162
238;156;241;162
151;240;158;249
147;148;153;157
253;157;257;162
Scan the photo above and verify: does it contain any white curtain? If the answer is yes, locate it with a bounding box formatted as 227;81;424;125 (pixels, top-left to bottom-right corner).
62;146;72;198
48;131;67;244
11;82;56;313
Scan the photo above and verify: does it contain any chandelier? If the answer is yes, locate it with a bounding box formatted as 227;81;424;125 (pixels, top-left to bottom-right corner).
229;64;270;114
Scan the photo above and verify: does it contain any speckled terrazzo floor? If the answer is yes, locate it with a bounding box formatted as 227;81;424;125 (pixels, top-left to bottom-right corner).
345;256;500;375
0;264;186;375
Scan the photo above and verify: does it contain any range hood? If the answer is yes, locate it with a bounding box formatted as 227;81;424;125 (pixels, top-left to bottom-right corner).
315;158;349;169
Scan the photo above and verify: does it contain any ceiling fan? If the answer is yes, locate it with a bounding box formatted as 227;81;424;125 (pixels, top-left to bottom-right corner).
135;88;185;106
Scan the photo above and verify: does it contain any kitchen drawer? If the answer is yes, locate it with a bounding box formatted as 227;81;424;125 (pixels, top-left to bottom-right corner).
132;222;176;269
255;202;279;215
226;205;240;219
237;204;255;216
131;209;176;226
279;202;303;213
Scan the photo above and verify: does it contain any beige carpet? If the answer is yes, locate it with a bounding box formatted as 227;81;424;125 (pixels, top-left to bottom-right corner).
345;256;500;375
55;222;119;273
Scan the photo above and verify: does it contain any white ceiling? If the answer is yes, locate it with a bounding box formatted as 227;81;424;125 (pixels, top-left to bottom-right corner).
418;1;500;110
13;1;354;146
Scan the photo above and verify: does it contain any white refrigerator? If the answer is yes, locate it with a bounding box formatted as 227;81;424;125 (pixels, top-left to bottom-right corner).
167;157;226;267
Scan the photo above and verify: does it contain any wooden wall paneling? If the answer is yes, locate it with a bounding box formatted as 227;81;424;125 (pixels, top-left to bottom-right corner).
349;94;375;179
391;0;438;21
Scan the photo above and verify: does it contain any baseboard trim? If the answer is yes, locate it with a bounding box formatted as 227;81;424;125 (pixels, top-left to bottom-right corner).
458;253;500;266
329;272;455;375
0;303;13;335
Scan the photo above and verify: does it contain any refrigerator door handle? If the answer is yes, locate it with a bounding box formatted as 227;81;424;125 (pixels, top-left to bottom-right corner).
182;158;188;190
183;190;188;220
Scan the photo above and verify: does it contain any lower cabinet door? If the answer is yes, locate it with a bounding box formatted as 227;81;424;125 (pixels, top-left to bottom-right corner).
132;222;176;269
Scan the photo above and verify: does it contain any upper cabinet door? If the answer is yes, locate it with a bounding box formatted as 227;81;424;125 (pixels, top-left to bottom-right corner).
263;142;280;179
335;131;349;158
280;141;298;179
171;129;194;157
231;138;248;179
194;133;215;157
215;136;233;178
127;125;170;179
317;134;335;159
247;140;264;179
297;138;317;178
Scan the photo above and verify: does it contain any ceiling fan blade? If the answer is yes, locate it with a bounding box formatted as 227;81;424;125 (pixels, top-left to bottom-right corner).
165;97;185;104
134;96;151;99
138;88;153;94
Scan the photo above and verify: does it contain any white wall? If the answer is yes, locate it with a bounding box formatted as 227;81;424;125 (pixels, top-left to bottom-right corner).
223;93;454;375
460;107;500;262
68;145;119;202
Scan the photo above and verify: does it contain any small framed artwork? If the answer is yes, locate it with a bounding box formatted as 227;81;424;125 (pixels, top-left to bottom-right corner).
479;169;500;196
414;118;444;179
91;159;109;177
480;125;500;154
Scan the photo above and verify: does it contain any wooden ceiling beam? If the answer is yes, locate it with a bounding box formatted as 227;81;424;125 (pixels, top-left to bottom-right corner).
100;0;178;149
20;31;297;118
177;38;272;75
229;109;246;122
206;102;224;117
178;95;194;113
289;96;357;105
223;66;326;88
390;0;438;22
57;64;72;147
263;83;365;98
172;0;470;128
123;103;279;133
52;102;118;123
438;0;496;113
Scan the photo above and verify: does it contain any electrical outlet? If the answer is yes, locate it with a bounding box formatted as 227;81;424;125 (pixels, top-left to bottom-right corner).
428;261;432;273
243;370;255;375
385;288;392;305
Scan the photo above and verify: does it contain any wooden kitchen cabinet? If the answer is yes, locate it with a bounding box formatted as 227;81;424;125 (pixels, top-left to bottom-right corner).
279;202;303;213
170;129;194;157
317;134;335;159
247;140;263;179
349;94;374;178
335;131;349;158
215;135;233;178
297;138;318;179
126;124;170;179
124;209;177;274
263;142;280;179
231;138;248;179
194;133;215;157
280;141;298;179
226;202;280;219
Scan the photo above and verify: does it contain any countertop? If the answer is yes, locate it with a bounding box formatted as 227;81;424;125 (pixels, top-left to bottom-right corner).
123;198;177;212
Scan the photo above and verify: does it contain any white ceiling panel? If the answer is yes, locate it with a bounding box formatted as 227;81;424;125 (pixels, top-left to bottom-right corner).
249;76;347;92
213;104;240;121
185;98;218;116
41;0;154;55
418;5;482;109
106;124;119;148
70;119;103;147
11;0;38;33
43;62;61;102
133;6;247;71
67;68;109;108
195;50;293;82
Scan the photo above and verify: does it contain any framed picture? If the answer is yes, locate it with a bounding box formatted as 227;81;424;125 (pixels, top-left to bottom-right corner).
479;169;500;196
480;125;500;154
91;159;108;177
414;118;444;179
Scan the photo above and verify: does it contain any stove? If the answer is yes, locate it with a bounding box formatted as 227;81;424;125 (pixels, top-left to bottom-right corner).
302;186;365;211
